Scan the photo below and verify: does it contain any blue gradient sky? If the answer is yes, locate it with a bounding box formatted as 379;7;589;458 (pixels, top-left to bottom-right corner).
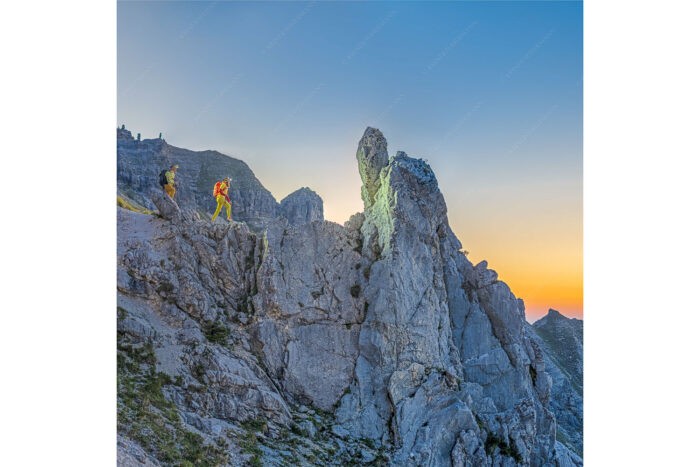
118;1;582;321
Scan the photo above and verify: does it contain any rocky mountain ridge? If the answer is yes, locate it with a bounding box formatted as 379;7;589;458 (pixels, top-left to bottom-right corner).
117;127;323;228
117;127;583;466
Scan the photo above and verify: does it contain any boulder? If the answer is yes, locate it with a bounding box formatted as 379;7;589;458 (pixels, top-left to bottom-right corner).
151;190;182;221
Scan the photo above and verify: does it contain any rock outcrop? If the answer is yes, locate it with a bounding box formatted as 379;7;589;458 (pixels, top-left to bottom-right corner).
150;190;182;222
117;127;582;466
250;218;364;413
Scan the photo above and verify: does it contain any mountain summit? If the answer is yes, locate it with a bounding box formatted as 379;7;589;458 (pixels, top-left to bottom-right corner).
117;127;582;466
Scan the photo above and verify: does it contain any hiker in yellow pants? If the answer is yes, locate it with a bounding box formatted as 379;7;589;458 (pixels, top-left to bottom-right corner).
164;184;176;198
211;177;232;221
164;165;178;199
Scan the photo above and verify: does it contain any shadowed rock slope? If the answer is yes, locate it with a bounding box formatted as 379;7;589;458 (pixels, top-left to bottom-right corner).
529;309;583;457
117;127;582;466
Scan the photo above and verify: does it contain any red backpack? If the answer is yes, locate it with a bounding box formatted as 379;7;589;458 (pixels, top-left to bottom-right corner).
213;181;222;197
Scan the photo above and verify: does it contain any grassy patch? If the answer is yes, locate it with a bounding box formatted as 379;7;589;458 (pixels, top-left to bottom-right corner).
242;417;267;433
239;420;264;467
192;362;206;384
484;431;522;463
359;437;375;449
157;281;175;294
117;195;155;215
353;238;363;255
203;321;230;345
290;423;309;438
369;447;390;467
117;331;227;466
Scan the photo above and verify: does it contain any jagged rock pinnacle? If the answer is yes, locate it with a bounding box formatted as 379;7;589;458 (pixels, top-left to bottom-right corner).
356;127;389;208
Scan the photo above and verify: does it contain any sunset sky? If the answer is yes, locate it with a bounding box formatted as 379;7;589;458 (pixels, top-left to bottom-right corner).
118;1;582;322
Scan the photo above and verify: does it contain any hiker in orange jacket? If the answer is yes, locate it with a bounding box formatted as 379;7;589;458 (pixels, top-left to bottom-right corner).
211;177;232;222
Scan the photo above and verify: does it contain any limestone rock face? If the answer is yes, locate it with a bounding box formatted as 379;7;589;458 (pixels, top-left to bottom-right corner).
117;207;290;421
250;218;364;412
117;207;387;466
117;435;160;467
279;187;324;225
356;127;389;207
336;152;463;452
116;127;582;466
